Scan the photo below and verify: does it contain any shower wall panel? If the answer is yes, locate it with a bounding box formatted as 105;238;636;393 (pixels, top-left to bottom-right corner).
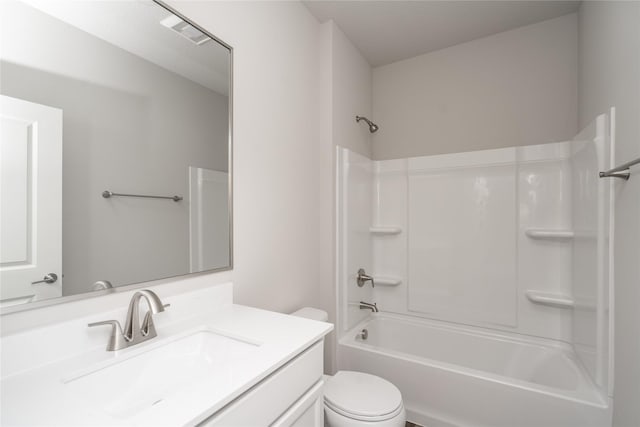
371;143;574;341
336;147;374;333
370;159;408;318
571;114;611;392
516;144;573;341
339;134;610;355
406;151;518;327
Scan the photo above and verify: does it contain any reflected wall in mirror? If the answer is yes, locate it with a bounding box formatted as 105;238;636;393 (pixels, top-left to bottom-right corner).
0;0;232;310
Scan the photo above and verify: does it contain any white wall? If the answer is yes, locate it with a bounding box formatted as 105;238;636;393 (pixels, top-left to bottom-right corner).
578;2;640;424
372;13;578;160
0;1;228;296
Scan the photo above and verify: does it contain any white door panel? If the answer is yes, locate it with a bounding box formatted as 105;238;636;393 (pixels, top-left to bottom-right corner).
0;95;62;304
1;118;29;263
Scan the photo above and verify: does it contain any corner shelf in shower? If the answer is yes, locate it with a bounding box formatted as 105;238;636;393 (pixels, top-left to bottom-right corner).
525;290;574;308
369;226;402;235
374;276;402;286
525;229;574;240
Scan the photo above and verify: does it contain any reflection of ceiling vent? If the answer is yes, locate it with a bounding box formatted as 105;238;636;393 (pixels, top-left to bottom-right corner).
160;15;211;46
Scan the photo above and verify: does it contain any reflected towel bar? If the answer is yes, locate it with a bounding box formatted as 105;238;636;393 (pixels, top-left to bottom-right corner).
102;190;183;202
599;156;640;180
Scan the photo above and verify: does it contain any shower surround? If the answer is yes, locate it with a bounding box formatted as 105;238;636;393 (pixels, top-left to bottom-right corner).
335;114;613;426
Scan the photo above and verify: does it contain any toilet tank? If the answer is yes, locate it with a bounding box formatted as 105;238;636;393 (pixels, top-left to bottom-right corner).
291;307;329;322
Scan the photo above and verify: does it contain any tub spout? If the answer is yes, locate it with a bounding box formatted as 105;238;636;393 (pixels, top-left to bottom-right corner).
359;301;379;313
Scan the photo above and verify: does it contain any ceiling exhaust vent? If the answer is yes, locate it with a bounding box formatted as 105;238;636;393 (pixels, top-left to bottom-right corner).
160;15;211;46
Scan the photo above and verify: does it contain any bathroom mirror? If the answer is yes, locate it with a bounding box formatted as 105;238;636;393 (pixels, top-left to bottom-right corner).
0;0;232;311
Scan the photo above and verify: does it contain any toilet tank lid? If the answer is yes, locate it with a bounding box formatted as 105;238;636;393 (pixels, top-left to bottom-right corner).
291;307;328;322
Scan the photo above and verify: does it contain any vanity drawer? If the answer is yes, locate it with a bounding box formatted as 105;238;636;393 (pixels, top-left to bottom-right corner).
199;341;324;426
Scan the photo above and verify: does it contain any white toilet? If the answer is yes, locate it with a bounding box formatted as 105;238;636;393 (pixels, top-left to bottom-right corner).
291;308;406;427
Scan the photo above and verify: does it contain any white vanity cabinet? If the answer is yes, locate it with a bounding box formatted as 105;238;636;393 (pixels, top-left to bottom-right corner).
200;341;325;427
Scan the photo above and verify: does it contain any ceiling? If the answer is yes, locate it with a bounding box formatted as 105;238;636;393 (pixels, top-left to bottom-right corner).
304;1;580;67
19;0;230;95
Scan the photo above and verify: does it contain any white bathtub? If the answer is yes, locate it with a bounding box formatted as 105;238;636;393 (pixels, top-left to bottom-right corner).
337;313;611;427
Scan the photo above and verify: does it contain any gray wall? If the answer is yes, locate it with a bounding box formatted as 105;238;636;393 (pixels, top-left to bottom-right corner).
578;2;640;425
372;13;578;160
1;2;228;296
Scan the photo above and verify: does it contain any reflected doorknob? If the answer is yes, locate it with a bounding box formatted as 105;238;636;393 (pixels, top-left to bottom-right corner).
31;273;58;285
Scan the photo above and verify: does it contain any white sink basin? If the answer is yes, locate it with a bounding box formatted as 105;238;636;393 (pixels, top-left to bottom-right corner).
63;329;259;420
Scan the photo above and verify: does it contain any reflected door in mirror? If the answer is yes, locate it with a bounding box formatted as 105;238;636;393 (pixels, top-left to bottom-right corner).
0;95;63;306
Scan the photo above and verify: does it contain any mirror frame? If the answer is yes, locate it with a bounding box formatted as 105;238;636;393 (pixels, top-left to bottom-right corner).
1;0;233;315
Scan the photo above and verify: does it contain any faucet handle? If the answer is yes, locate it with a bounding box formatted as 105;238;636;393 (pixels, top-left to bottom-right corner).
88;320;128;351
357;268;375;288
88;319;122;330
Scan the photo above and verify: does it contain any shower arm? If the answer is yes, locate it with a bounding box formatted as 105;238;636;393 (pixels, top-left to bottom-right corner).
356;115;373;126
355;115;379;133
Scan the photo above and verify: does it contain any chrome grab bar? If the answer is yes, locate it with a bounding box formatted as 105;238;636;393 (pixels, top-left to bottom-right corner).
102;190;183;202
599;155;640;180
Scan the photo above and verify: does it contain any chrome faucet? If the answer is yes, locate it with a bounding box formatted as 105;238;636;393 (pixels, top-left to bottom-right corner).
359;301;379;313
88;289;169;351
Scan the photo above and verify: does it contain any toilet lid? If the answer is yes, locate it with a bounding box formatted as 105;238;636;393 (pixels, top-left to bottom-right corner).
324;371;403;420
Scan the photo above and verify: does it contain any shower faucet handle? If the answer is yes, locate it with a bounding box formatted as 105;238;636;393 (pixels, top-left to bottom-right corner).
357;268;375;288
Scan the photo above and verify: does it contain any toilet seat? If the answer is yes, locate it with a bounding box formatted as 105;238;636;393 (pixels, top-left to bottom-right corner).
325;398;404;422
324;371;404;422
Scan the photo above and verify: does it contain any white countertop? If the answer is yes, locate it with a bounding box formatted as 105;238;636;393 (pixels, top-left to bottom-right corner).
1;284;333;426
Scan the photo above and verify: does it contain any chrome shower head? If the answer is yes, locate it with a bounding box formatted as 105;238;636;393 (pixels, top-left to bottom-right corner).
356;116;379;133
